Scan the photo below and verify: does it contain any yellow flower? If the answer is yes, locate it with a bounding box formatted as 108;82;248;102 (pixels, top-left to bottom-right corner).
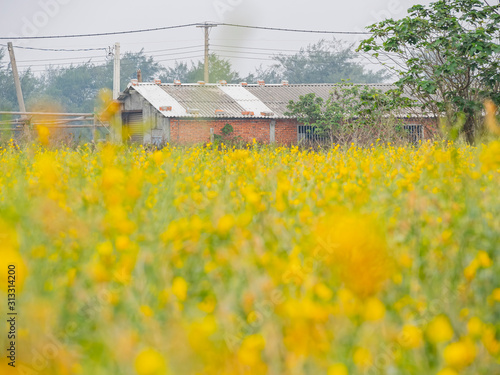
37;125;50;146
101;166;125;189
97;241;114;257
463;259;479;281
467;317;483;337
216;214;234;235
443;339;476;370
399;325;423;349
237;334;266;366
489;288;500;303
197;295;216;313
90;261;110;283
480;140;500;172
482;325;500;355
328;363;349;375
152;150;164;166
314;212;392;297
134;348;168;375
363;297;386;322
427;315;454;344
115;236;131;251
476;251;492;268
315;283;333;301
436;368;459;375
353;347;372;369
140;305;154;318
399;253;413;268
172;276;188;301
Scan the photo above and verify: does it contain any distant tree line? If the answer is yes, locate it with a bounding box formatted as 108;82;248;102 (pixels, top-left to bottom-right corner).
0;39;388;113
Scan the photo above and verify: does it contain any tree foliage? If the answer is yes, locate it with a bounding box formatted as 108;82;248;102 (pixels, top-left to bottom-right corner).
0;48;42;111
162;54;240;83
358;0;500;144
285;82;415;145
248;39;389;84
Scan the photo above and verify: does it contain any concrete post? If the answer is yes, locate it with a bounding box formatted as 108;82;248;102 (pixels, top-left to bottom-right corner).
270;120;276;144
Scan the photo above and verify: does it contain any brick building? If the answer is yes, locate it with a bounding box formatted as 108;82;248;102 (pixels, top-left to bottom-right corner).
115;81;433;145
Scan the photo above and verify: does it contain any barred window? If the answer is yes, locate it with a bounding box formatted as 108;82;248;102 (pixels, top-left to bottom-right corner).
298;125;329;144
404;124;424;143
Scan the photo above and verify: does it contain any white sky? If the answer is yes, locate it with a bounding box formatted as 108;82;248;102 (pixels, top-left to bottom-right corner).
0;0;433;77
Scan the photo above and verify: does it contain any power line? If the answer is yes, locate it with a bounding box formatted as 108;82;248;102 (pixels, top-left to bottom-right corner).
14;45;205;64
24;55;206;73
217;54;275;62
0;23;202;40
15;50;205;68
0;44;107;52
212;44;303;53
140;45;204;54
483;0;500;14
213;49;280;58
0;22;371;41
218;23;371;35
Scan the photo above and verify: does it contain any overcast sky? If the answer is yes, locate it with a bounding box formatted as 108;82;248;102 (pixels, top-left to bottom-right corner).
0;0;433;78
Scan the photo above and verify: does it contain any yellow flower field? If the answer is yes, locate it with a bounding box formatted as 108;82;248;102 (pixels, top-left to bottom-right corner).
0;140;499;374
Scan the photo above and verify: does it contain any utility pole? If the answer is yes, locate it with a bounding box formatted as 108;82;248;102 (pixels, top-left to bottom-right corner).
197;22;217;83
7;42;26;114
113;42;120;100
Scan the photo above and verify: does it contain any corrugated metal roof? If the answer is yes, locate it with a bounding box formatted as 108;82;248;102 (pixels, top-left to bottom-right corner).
218;85;274;116
246;84;398;117
132;84;187;117
160;84;249;117
123;83;426;119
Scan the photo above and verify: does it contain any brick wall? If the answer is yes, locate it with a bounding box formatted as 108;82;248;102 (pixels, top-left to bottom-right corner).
403;117;439;140
276;119;298;145
169;118;297;144
161;117;438;145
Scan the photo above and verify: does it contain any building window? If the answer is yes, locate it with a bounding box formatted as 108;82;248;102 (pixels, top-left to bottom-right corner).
122;111;144;143
298;125;330;144
404;124;424;143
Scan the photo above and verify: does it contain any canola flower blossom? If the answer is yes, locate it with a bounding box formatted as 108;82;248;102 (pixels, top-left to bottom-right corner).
0;140;498;374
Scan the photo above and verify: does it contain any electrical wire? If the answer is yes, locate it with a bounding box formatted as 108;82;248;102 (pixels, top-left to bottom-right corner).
0;44;107;52
212;44;304;53
14;45;205;64
15;50;205;68
483;0;500;14
0;22;371;41
216;54;275;62
10;42;359;67
0;23;202;40
25;55;205;73
218;23;371;35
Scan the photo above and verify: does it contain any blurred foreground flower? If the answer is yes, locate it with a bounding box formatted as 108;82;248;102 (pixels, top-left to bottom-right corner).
135;348;168;375
314;212;393;297
484;100;500;136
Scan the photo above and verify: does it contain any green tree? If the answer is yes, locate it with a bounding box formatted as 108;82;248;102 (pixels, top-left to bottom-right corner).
161;54;240;83
0;48;43;111
285;82;414;145
358;0;500;144
247;39;389;84
38;51;164;113
161;61;190;83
